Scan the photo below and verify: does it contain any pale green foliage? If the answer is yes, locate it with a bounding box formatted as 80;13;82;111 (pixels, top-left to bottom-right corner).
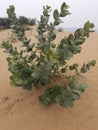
39;77;88;107
1;2;96;107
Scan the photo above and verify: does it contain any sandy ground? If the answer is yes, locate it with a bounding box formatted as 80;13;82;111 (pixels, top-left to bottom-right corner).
0;27;98;130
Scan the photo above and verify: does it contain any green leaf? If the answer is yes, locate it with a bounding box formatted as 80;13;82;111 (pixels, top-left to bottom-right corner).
39;88;52;106
90;23;94;28
71;93;80;100
46;5;51;10
75;37;85;45
69;77;78;89
77;83;88;92
48;32;56;41
69;63;79;70
7;5;15;17
81;63;87;73
86;62;91;70
51;85;61;92
61;88;70;96
65;85;72;93
65;97;73;107
39;95;50;106
68;34;74;45
43;17;49;25
51;43;56;48
90;60;96;66
73;90;82;95
53;53;61;59
54;19;61;26
61;2;69;11
13;77;23;86
23;38;31;46
84;21;90;30
61;67;67;73
22;67;33;74
60;10;70;17
64;50;73;60
53;9;59;20
60;2;70;17
23;83;32;90
56;95;73;108
16;58;25;66
55;95;66;107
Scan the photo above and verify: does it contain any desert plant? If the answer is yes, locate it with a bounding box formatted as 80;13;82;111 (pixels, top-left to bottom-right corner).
1;2;96;108
28;18;36;26
0;17;10;29
18;16;36;26
18;16;29;25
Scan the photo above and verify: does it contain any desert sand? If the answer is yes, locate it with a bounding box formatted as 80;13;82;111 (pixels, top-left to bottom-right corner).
0;26;98;130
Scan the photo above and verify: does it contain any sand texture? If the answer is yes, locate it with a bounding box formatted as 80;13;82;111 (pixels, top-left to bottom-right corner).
0;27;98;130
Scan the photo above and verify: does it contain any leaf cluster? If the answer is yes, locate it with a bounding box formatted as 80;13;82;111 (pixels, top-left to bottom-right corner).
39;77;88;107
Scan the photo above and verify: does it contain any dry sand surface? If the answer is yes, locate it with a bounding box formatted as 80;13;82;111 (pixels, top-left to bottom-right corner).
0;26;98;130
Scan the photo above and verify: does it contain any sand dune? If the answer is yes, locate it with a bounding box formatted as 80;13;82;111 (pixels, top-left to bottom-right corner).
0;27;98;130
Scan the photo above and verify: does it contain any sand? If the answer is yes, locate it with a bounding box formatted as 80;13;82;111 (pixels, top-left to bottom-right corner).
0;27;98;130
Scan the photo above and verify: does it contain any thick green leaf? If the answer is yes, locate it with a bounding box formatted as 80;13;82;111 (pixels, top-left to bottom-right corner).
81;63;87;73
23;83;32;90
54;19;61;25
61;2;69;11
51;43;56;48
75;37;85;45
90;23;95;28
77;83;88;92
48;32;56;41
68;34;74;45
61;67;67;73
71;45;81;54
16;58;25;65
69;63;79;70
14;78;23;86
90;60;96;66
84;21;90;30
69;77;78;89
55;95;66;107
39;95;50;106
65;85;72;93
65;97;73;107
23;38;31;46
56;95;73;108
60;10;70;17
71;93;80;100
53;52;61;59
64;51;73;60
84;21;94;32
53;9;59;20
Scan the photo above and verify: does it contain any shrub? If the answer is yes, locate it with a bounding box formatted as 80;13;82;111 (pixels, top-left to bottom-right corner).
0;17;10;29
28;18;36;26
18;16;36;26
19;16;29;25
1;2;96;108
